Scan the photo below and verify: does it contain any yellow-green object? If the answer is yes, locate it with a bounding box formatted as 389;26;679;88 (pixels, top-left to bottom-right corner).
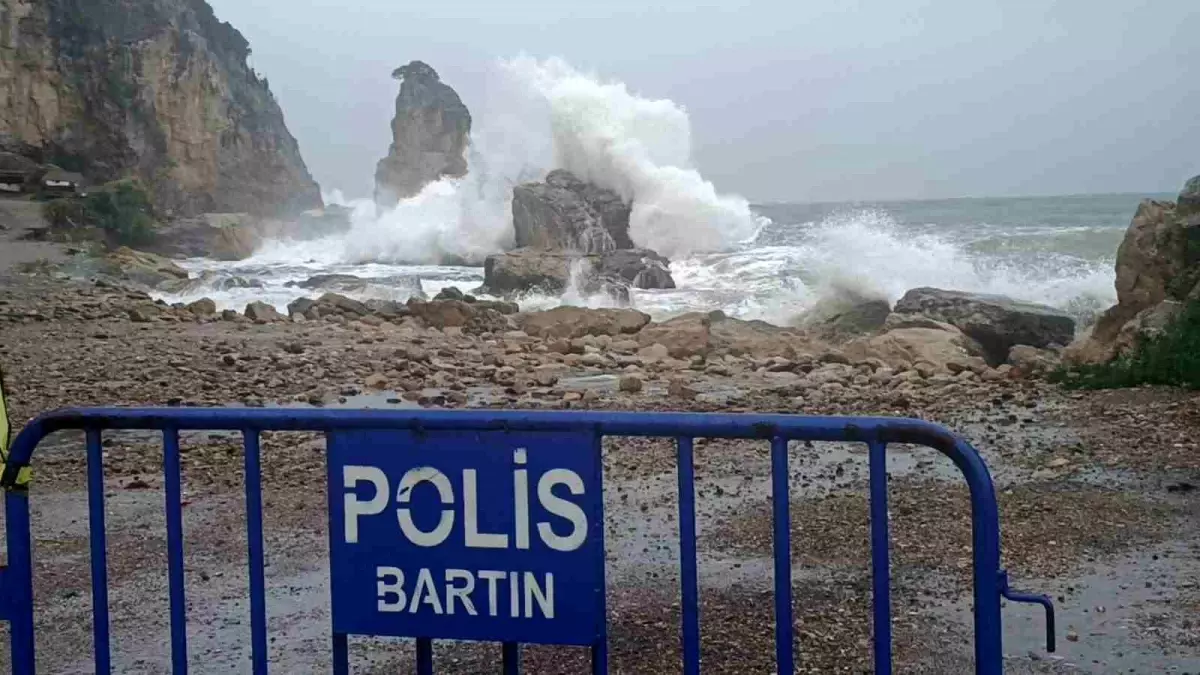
0;367;32;488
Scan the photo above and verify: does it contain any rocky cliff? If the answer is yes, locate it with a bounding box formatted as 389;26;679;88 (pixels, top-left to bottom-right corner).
374;61;471;208
0;0;320;216
1065;175;1200;364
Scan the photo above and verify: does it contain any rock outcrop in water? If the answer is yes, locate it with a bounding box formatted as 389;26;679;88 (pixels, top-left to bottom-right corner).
1065;175;1200;364
374;61;471;209
483;170;675;301
480;247;674;301
0;0;321;216
512;170;635;252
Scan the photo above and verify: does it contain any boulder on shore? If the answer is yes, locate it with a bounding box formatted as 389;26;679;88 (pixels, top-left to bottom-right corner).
96;247;190;288
374;62;471;208
1065;177;1200;364
512;170;634;254
518;307;651;339
843;317;985;373
894;287;1074;365
244;301;284;322
637;310;815;359
798;291;891;341
142;213;265;261
480;248;674;301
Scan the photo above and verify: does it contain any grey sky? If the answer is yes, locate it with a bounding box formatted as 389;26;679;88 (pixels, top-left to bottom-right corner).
209;0;1198;203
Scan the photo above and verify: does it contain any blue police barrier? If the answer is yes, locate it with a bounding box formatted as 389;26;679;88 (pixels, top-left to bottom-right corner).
0;408;1055;674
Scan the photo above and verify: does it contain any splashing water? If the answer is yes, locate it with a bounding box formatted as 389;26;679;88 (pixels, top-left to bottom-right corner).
156;56;1127;328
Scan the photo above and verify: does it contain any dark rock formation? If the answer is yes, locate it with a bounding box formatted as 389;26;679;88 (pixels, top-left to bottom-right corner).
480;247;675;302
512;170;634;253
1066;176;1200;364
0;0;321;216
592;248;675;290
799;291;892;341
894;287;1075;365
496;169;675;299
374;61;471;208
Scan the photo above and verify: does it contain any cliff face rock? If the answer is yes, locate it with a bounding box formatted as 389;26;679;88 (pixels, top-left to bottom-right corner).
0;0;320;216
1065;177;1200;364
374;61;470;208
512;169;634;253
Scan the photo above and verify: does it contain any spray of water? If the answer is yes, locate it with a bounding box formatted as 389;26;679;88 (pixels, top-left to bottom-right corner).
263;56;762;266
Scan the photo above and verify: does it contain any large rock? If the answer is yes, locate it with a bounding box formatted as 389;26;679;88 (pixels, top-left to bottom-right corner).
317;293;370;317
518;307;651;339
285;274;369;292
894;287;1075;365
142;214;264;260
481;248;674;300
374;62;471;208
407;298;513;333
799;291;891;341
97;247;190;288
0;0;320;216
1065;177;1200;364
637;311;812;359
844;321;984;372
244;301;284;322
1179;175;1200;216
638;312;712;358
512;170;634;254
598;249;676;290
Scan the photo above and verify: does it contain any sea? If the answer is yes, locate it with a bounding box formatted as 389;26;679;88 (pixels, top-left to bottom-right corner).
158;192;1161;329
152;57;1165;329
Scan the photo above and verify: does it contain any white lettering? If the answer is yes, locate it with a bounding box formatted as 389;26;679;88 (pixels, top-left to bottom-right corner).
395;467;455;547
479;570;506;617
344;466;389;544
536;469;589;552
463;469;509;548
409;568;444;614
444;569;478;616
513;450;530;550
524;572;554;619
376;566;406;612
509;572;520;618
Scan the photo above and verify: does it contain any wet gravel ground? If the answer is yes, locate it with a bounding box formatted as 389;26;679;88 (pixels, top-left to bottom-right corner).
0;275;1198;673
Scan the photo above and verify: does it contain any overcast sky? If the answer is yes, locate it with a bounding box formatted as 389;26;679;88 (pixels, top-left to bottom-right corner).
208;0;1198;203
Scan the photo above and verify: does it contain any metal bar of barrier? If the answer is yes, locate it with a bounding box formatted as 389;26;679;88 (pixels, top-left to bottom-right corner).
676;436;700;675
86;428;112;674
770;436;794;673
868;439;892;675
243;430;269;675
163;428;188;675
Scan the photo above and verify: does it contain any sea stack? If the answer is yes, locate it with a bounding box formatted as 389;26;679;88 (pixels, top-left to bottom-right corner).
373;61;472;209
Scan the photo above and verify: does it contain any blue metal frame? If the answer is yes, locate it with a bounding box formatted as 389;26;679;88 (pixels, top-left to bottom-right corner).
0;408;1055;674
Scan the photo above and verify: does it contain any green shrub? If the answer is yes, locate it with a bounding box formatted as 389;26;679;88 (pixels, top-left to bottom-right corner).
42;179;157;247
1053;299;1200;390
